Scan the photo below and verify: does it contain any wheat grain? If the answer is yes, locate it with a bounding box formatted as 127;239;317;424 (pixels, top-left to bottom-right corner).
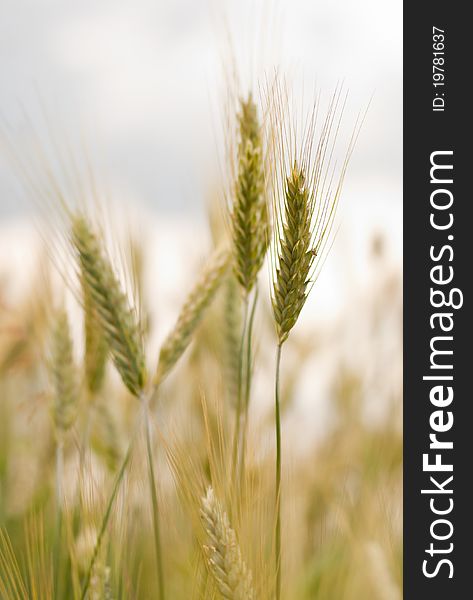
154;248;230;386
71;215;146;398
200;487;254;600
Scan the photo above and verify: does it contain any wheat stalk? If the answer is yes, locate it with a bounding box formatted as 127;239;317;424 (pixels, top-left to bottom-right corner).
200;487;254;600
71;215;146;398
154;248;230;386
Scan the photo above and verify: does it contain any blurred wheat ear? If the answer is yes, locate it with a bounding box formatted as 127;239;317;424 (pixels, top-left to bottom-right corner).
222;273;242;405
154;248;230;386
82;275;108;396
71;215;146;398
231;94;270;295
50;309;78;435
200;487;255;600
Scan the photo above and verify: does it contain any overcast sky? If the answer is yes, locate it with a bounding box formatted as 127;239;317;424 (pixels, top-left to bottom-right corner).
0;0;401;222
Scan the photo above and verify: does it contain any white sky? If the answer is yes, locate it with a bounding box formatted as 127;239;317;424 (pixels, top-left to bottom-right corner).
0;0;402;329
0;0;402;220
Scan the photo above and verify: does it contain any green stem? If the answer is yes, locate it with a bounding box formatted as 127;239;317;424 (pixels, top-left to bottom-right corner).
275;343;283;600
239;285;259;482
144;401;166;600
80;426;135;600
78;393;95;486
231;296;249;481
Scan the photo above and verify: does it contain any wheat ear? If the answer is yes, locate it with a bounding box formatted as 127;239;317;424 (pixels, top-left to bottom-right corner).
231;95;270;295
269;84;360;344
154;248;230;386
71;216;146;398
272;163;316;345
222;273;242;405
82;276;108;395
200;487;254;600
271;162;317;600
50;308;79;596
50;309;78;435
229;94;269;483
266;82;361;600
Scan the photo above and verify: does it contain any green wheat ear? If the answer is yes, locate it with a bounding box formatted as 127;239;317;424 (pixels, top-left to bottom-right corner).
82;274;108;395
231;95;270;295
155;248;230;386
71;216;146;398
50;309;78;435
272;163;315;345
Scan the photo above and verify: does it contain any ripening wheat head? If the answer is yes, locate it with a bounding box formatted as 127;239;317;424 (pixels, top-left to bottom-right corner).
200;487;255;600
71;215;146;398
155;248;230;386
231;94;270;294
50;309;78;434
267;82;360;344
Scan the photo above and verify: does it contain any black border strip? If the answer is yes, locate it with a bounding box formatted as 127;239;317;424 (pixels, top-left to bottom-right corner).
404;3;471;597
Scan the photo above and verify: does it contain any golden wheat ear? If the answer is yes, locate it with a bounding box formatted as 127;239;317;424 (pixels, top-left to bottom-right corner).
231;94;270;295
71;215;147;398
50;308;79;436
200;487;255;600
154;248;230;386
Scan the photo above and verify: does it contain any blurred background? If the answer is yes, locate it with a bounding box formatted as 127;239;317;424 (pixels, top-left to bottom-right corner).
0;0;402;433
0;0;401;216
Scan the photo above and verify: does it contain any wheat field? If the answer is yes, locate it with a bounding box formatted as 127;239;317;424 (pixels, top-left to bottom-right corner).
0;62;401;600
